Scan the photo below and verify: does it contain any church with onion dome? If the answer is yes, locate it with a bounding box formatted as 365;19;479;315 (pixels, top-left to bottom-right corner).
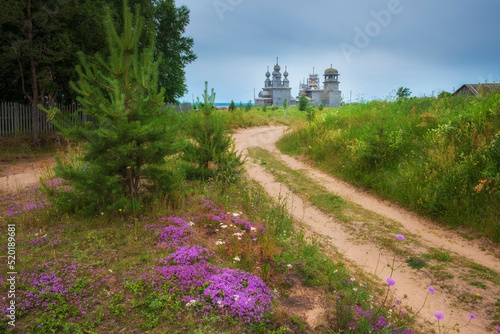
254;58;293;107
255;59;342;107
298;66;342;107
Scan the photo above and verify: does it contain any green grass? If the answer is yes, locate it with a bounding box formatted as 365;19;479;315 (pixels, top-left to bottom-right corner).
277;93;500;242
1;169;414;333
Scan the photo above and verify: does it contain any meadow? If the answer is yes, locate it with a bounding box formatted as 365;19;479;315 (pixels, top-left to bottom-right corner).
1;98;498;333
0;113;419;333
277;93;500;242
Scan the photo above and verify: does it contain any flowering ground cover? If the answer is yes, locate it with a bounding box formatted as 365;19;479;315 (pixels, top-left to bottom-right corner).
1;174;437;333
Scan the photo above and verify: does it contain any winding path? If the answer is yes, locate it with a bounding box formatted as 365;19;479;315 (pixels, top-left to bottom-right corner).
233;125;500;334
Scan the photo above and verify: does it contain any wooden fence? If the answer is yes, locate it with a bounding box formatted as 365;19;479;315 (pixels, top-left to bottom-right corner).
0;102;192;137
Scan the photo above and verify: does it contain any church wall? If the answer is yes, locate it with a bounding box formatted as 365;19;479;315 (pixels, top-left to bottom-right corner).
272;88;292;106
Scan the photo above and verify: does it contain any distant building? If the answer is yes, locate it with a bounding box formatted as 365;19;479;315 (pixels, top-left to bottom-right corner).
255;58;293;107
453;83;500;96
298;66;342;107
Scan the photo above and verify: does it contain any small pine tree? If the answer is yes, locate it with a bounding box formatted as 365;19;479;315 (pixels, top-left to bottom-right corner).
245;100;252;112
229;100;236;111
299;94;308;111
262;104;267;112
239;102;243;110
183;82;243;181
41;0;180;215
318;103;324;111
306;106;316;122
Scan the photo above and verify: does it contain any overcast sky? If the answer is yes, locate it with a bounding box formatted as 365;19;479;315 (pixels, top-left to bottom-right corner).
175;0;500;104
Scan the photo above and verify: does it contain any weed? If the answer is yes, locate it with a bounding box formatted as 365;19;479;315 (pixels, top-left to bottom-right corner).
406;256;427;270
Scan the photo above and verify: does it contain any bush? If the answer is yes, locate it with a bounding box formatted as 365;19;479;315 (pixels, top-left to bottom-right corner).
298;95;308;111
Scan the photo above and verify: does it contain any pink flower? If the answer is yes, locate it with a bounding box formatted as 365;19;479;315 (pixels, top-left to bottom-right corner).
496;326;500;333
428;286;435;294
396;234;405;240
386;277;396;286
469;313;476;320
434;312;444;320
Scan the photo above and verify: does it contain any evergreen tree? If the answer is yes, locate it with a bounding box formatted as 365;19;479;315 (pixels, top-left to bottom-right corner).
299;94;308;111
183;82;243;181
245;100;252;112
396;87;411;99
42;0;180;215
228;100;236;111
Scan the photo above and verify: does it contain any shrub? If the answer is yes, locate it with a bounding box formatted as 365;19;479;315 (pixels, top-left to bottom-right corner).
298;95;308;111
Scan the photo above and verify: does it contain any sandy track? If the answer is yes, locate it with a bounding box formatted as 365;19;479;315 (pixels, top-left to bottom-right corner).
233;125;500;333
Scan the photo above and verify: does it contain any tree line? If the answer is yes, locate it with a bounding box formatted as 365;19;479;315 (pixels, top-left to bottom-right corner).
0;0;196;143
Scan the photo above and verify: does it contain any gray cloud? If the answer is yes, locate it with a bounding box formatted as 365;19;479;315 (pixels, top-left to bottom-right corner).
176;0;500;103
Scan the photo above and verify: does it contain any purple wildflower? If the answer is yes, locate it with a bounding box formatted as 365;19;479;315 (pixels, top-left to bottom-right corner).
428;286;435;294
469;313;476;320
434;312;444;320
396;234;405;240
386;277;396;286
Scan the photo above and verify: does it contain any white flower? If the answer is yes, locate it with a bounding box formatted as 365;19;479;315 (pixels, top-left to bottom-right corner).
215;240;225;245
237;237;241;240
350;277;356;282
186;299;197;307
334;269;338;273
250;227;256;232
287;264;292;268
232;213;240;217
108;269;113;273
189;221;195;226
353;288;358;292
221;224;228;229
233;295;240;301
233;256;241;262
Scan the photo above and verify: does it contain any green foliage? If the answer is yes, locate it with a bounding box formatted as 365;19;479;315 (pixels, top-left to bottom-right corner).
41;1;181;215
245;100;252;112
298;95;308;111
182;82;244;182
283;99;288;110
262;104;267;112
306;106;316;123
438;91;452;99
229;100;236;112
278;93;500;241
406;256;427;270
318;103;324;111
396;87;411;99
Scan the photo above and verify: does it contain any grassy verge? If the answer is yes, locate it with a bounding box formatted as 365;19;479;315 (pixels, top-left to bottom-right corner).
277;94;500;242
221;105;321;130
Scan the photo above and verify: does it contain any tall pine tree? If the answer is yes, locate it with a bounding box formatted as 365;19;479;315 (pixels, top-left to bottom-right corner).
43;0;180;215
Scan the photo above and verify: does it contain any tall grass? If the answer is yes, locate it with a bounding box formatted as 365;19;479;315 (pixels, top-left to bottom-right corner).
277;93;500;241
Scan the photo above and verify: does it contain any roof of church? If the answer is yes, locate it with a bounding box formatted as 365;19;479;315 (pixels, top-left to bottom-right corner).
325;68;338;74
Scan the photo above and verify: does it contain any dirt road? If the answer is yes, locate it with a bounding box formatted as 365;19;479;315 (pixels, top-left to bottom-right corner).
233;125;500;334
